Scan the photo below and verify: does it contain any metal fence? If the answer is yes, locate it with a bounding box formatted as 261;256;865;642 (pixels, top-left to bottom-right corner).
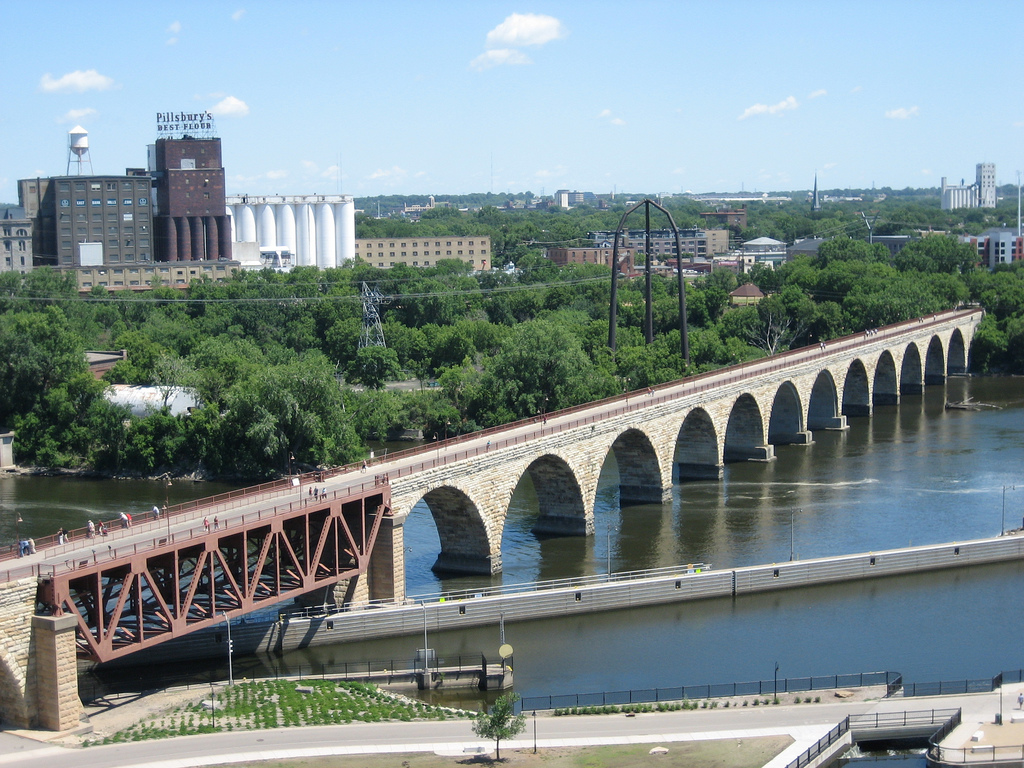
786;716;850;768
900;672;1004;698
519;671;897;712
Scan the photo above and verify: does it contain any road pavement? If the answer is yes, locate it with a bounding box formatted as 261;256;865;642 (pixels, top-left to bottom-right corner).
2;685;1020;768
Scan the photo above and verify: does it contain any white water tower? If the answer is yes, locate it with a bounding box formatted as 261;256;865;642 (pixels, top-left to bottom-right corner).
67;125;93;175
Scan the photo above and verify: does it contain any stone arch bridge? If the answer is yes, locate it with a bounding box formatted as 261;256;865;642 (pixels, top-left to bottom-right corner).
383;309;980;579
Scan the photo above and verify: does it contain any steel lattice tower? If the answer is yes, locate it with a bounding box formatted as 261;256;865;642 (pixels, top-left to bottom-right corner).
358;282;387;348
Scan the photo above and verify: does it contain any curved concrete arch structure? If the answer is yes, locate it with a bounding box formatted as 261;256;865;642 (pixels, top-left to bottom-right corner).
608;428;664;505
674;408;721;481
873;351;899;406
382;311;981;581
768;381;809;445
420;485;495;575
724;393;773;463
842;359;871;417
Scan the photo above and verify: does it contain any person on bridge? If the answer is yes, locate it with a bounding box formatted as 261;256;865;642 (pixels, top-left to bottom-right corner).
213;516;219;530
119;511;129;529
87;520;95;538
203;517;210;532
152;505;160;519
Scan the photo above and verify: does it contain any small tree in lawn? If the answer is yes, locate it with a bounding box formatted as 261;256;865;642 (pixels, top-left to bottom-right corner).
472;692;526;760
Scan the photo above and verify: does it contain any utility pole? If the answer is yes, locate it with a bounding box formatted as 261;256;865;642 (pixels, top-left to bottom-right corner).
358;282;388;348
859;211;879;246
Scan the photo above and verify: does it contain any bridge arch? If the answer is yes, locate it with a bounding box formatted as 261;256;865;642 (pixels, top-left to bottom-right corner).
842;359;871;417
807;369;844;431
873;351;899;406
901;343;924;395
768;381;807;445
724;393;772;462
420;485;495;575
925;336;946;385
525;454;588;537
608;428;662;505
948;328;967;375
674;408;720;480
0;647;28;727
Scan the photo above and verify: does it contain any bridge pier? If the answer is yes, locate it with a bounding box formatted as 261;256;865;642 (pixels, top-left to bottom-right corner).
873;392;899;407
368;510;408;603
771;430;814;445
676;462;723;481
843;403;872;418
723;444;775;462
809;415;848;431
432;552;500;575
31;614;82;732
618;484;670;505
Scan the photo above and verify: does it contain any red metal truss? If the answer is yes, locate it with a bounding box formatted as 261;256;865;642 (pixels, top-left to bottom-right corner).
37;490;389;663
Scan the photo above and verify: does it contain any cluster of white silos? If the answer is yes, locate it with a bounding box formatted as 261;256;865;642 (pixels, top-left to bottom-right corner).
226;195;355;268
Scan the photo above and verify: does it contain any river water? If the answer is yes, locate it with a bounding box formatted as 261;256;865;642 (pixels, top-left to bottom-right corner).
4;376;1024;701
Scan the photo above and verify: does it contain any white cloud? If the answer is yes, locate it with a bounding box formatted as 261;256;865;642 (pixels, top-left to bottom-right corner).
168;20;181;33
486;13;565;48
265;170;288;180
823;162;838;169
598;109;611;118
851;85;863;93
610;117;625;126
231;9;246;21
885;106;919;119
471;49;531;71
210;96;250;117
39;69;115;93
738;96;798;120
921;169;932;175
57;107;97;123
368;166;407;181
598;108;625;126
321;164;340;179
809;89;827;99
301;160;319;172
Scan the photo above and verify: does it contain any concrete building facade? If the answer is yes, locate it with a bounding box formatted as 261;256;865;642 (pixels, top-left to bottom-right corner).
941;163;997;210
355;235;490;270
18;174;154;267
228;195;355;269
960;228;1023;269
153;137;232;262
589;228;729;260
546;246;634;273
1;207;33;274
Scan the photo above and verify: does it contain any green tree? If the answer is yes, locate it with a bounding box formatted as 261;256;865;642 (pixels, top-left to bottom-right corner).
347;346;402;389
472;692;526;760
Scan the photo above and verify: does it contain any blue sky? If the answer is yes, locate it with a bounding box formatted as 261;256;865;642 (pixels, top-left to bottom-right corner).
3;1;1023;201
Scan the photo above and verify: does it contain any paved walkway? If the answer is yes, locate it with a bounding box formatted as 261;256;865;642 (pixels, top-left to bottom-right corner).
2;684;1022;768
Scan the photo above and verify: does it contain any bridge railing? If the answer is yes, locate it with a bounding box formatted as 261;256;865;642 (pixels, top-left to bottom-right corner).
1;476;391;582
1;308;978;571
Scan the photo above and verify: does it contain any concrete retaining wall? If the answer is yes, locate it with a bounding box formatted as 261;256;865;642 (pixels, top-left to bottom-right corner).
106;533;1024;667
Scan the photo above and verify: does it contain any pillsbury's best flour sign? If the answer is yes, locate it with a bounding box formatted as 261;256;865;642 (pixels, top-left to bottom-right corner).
156;111;217;139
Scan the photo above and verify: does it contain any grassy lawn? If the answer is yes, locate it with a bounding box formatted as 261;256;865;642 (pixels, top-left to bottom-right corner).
220;735;794;768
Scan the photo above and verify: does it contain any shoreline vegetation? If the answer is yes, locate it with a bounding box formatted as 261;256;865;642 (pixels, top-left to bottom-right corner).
1;199;1023;481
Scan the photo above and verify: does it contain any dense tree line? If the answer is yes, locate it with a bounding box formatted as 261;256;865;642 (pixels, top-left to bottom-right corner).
1;198;1022;480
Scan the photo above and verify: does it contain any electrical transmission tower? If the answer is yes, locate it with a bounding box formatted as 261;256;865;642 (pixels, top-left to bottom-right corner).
358;282;388;348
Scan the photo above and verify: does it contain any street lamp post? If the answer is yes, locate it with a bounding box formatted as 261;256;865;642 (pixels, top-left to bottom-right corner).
164;476;172;540
224;612;234;686
774;662;779;701
1002;485;1015;536
533;710;537;753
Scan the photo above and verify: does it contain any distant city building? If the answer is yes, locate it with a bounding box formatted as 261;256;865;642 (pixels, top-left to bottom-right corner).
960;228;1023;269
811;174;821;212
554;190;597;209
545;246;634;273
401;196;453;220
152;136;232;262
941;163;996;210
589;228;729;260
18;172;154;267
63;260;236;292
738;236;787;268
354;235;490;270
227;194;355;269
699;208;747;229
1;206;33;274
